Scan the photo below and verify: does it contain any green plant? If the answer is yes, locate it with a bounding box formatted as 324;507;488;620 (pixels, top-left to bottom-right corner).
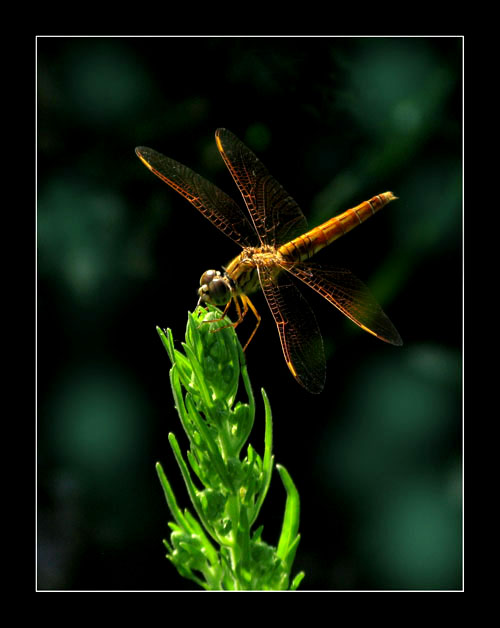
155;305;305;590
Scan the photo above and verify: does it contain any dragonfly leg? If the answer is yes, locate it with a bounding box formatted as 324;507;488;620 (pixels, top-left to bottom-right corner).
200;294;260;351
240;294;261;352
211;294;247;328
202;295;246;331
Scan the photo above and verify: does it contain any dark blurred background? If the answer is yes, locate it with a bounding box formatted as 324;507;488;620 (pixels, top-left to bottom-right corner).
37;36;462;591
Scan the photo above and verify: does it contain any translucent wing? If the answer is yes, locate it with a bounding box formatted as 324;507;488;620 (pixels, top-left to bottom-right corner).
258;266;326;394
283;262;403;346
215;128;308;247
135;146;257;248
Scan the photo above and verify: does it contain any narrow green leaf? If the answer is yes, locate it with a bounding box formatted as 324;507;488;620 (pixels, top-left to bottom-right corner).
250;388;274;525
172;350;195;388
276;464;301;562
240;347;255;420
169;368;196;442
168;432;220;545
155;461;189;532
282;533;301;569
252;525;264;542
236;501;251;569
156;326;174;362
184;393;232;488
261;388;273;476
182;509;220;566
183;341;214;408
290;571;306;591
186;449;204;483
186;310;204;363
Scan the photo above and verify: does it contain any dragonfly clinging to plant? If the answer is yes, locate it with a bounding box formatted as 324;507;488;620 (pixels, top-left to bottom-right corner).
136;128;402;393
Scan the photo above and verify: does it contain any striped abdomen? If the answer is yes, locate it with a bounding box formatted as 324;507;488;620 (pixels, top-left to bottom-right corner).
278;191;397;263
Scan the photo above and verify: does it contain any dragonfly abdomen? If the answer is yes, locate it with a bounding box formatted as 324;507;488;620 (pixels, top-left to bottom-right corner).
278;191;397;262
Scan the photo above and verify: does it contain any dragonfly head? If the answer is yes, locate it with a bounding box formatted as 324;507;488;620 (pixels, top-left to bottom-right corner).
198;269;232;306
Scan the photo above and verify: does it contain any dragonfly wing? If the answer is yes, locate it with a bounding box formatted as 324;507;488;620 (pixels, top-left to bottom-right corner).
258;266;325;394
215;128;308;247
135;146;257;248
285;263;403;346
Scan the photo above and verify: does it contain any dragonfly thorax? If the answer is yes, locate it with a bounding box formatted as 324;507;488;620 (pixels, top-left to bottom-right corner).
198;269;233;306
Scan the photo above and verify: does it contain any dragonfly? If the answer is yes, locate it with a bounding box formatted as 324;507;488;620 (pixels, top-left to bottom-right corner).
136;128;402;393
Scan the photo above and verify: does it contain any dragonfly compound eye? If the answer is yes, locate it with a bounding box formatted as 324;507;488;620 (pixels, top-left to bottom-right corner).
200;269;219;286
198;275;231;305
